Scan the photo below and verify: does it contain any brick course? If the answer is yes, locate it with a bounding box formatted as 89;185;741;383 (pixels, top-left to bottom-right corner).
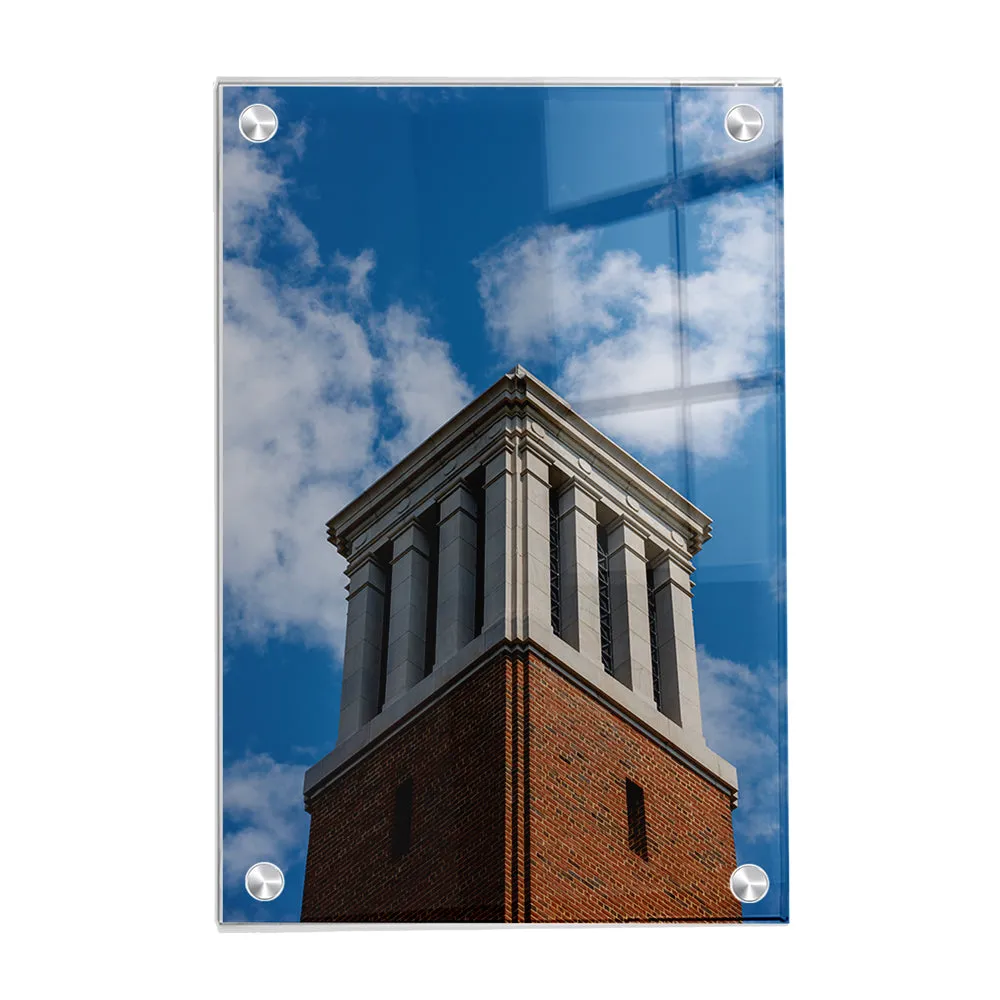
301;647;739;923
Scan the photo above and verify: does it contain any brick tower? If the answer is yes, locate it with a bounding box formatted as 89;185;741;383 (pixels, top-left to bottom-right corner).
300;366;740;923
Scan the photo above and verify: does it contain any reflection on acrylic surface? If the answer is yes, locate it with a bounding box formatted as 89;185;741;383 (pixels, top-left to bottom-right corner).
220;84;785;922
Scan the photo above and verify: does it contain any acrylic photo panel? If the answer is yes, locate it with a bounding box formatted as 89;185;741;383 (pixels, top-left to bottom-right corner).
218;80;786;924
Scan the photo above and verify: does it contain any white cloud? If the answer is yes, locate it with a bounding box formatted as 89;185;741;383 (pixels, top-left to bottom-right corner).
335;248;376;301
222;101;471;649
221;145;285;259
475;228;650;356
698;647;783;843
377;305;474;461
222;255;376;647
276;208;320;269
222;754;308;887
475;192;778;459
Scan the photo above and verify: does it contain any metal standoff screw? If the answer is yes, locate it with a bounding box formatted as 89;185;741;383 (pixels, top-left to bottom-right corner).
238;104;278;144
730;863;769;903
245;861;285;901
724;105;764;143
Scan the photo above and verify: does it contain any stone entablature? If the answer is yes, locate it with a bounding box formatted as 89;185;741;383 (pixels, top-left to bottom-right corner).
328;366;710;567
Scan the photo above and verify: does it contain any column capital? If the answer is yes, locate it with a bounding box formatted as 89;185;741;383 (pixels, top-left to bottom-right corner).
517;440;551;486
558;474;602;501
344;553;388;596
606;515;648;558
390;519;431;561
438;481;477;520
558;478;601;522
483;442;515;484
648;547;696;590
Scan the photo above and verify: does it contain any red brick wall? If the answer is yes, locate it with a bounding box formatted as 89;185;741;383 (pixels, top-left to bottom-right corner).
301;647;739;923
521;651;740;922
300;658;508;922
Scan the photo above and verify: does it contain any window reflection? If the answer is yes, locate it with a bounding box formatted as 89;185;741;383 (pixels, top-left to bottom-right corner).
540;86;783;510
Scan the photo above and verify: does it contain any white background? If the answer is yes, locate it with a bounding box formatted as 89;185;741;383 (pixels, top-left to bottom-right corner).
3;2;997;996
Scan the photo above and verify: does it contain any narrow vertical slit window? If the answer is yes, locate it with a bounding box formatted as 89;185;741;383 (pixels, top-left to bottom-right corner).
625;779;648;859
376;558;392;713
549;485;562;637
391;776;414;859
423;506;440;677
596;524;614;675
646;565;662;710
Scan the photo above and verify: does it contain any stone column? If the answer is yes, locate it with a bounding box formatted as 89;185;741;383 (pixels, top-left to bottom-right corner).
558;481;602;665
649;552;703;736
519;444;552;635
338;555;388;744
606;517;655;704
384;521;431;707
434;483;478;663
482;446;514;634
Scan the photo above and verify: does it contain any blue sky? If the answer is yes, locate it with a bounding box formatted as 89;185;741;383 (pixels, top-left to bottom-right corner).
221;83;786;922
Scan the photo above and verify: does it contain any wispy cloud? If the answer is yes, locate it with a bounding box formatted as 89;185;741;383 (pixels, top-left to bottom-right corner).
222;754;309;887
222;95;471;649
374;86;470;111
474;192;779;459
335;248;376;301
698;647;783;842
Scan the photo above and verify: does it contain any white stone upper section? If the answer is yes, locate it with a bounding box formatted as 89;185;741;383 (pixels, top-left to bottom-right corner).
327;365;711;566
310;365;736;804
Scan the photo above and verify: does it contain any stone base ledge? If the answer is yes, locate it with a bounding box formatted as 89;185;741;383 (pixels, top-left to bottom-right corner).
304;622;738;806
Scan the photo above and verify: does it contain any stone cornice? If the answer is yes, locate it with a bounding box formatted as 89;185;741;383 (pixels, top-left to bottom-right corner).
326;366;712;560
